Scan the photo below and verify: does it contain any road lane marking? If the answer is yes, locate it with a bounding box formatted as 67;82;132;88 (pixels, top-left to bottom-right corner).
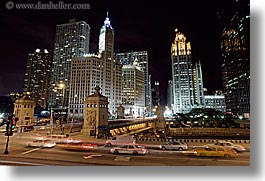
21;148;41;155
114;156;131;161
217;159;249;163
0;160;45;166
83;154;102;159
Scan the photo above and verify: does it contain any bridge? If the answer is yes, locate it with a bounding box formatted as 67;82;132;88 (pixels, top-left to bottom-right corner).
105;117;250;141
107;117;156;136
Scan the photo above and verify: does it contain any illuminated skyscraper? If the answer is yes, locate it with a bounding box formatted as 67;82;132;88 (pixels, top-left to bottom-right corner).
49;19;90;109
171;29;194;114
23;49;52;108
116;51;151;115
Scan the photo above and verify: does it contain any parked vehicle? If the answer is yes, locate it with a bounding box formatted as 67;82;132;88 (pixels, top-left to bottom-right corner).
26;139;56;148
110;144;148;155
193;146;237;158
105;135;136;147
159;141;188;151
205;141;246;153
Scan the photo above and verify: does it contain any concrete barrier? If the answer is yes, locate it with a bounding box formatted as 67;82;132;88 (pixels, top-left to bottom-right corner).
136;138;250;144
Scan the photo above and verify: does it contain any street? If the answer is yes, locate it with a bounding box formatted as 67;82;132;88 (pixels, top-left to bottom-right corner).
0;133;250;166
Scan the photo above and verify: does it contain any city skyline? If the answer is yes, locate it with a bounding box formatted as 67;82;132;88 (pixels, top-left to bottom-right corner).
0;0;249;104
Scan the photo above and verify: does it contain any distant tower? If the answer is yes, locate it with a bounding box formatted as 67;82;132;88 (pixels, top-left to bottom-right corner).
23;49;52;108
167;80;173;109
82;86;108;138
153;81;160;106
99;12;114;60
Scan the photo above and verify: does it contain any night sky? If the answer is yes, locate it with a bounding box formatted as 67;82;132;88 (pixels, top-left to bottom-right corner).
0;0;249;104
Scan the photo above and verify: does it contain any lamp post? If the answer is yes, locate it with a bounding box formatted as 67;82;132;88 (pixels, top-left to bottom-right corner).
58;82;65;135
143;106;146;120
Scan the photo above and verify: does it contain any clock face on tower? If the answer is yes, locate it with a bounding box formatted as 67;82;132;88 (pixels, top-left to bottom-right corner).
107;32;112;41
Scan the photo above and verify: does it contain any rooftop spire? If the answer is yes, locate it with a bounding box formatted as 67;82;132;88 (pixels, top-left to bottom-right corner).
104;11;112;28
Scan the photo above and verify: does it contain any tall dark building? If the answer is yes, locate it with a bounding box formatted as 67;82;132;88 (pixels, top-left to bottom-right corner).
23;49;52;108
218;0;250;118
152;81;160;106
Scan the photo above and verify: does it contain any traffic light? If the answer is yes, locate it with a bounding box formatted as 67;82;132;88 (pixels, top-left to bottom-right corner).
5;116;14;136
5;120;11;136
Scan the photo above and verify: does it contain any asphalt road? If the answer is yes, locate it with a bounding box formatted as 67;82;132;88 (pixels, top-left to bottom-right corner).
0;133;250;166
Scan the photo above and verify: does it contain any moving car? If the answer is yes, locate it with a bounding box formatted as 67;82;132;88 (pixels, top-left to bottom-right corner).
59;142;97;151
26;139;56;148
205;141;246;153
193;146;237;158
110;144;148;155
159;141;188;151
46;135;80;144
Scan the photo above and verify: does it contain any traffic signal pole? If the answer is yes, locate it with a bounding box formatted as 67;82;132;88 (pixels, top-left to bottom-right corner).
4;117;15;154
4;135;10;154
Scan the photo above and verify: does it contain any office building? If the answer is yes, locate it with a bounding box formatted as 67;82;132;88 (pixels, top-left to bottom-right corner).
116;51;151;115
49;19;90;110
122;60;145;117
23;49;52;108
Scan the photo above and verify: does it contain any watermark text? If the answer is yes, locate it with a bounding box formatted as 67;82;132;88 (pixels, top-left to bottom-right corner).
6;1;91;10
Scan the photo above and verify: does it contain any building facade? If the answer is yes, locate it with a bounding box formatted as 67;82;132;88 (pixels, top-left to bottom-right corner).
218;1;250;118
122;61;145;117
69;55;122;119
204;94;226;113
49;19;90;110
23;49;52;108
116;51;151;115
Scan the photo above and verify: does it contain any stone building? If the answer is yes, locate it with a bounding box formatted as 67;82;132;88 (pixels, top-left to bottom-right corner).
81;86;108;138
13;92;35;126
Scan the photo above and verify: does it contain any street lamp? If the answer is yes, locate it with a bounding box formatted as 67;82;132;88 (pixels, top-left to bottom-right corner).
143;106;146;120
58;81;65;135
